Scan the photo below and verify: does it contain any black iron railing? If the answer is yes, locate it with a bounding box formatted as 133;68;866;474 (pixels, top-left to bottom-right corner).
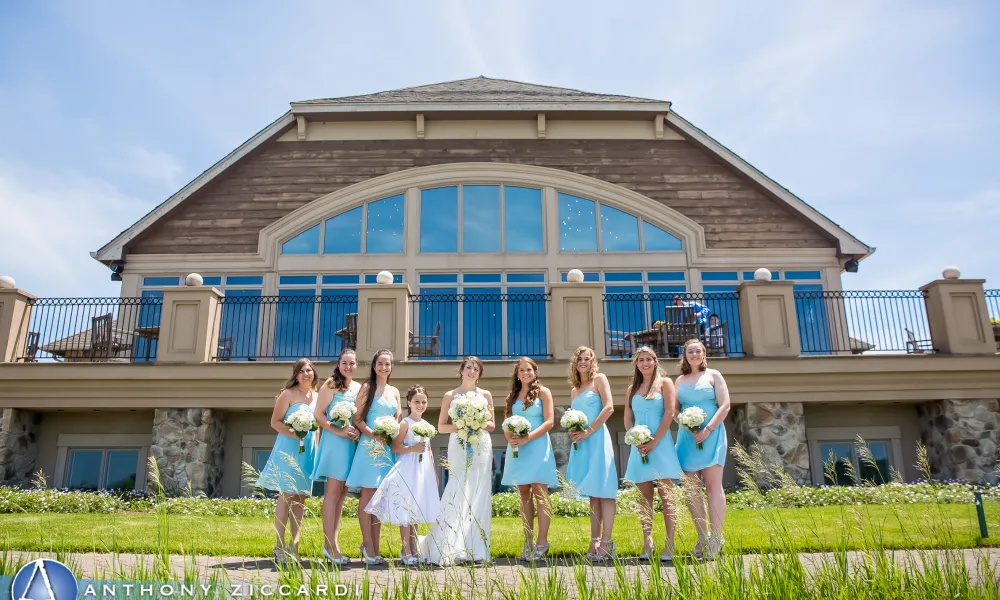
13;297;164;363
987;289;1000;352
792;290;933;355
408;293;551;360
603;292;743;359
213;294;358;361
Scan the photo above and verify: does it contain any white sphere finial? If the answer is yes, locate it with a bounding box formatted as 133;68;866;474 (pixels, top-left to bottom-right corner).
185;273;204;287
376;270;394;285
753;268;772;282
942;266;961;280
566;269;585;283
0;275;15;289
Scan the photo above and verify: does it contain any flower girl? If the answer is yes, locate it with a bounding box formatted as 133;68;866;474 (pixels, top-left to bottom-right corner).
365;385;440;566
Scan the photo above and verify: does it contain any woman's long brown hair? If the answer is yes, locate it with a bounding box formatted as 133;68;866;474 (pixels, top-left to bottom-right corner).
359;349;393;423
504;357;541;418
326;348;357;392
629;346;663;402
279;358;319;397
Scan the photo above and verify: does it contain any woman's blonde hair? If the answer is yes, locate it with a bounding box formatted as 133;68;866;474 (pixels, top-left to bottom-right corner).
568;346;599;388
629;346;663;400
678;339;708;375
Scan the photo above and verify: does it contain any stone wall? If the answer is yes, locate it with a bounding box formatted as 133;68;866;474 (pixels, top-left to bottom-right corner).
0;408;40;486
917;398;999;484
149;409;226;496
550;406;570;481
731;402;810;485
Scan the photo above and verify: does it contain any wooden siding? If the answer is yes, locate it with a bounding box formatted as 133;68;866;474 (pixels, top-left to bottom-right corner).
129;138;834;255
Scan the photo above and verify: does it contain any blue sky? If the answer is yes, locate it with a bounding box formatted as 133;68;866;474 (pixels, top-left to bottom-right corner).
1;0;998;298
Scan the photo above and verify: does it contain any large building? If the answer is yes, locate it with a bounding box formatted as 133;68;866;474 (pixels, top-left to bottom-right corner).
1;77;998;497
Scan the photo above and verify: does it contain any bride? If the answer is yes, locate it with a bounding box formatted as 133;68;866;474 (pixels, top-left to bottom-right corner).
420;356;495;565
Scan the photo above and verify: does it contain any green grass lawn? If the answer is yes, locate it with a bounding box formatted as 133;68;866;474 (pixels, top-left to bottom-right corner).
2;503;998;558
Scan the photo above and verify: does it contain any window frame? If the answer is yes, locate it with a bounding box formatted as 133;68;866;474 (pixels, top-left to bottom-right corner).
807;426;904;485
280;194;406;256
54;434;149;491
419;184;545;255
558;193;683;254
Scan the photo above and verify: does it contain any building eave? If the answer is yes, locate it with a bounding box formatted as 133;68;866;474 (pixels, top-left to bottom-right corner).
289;101;673;115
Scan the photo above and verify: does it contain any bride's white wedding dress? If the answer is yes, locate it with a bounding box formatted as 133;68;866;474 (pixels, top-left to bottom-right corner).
419;392;493;565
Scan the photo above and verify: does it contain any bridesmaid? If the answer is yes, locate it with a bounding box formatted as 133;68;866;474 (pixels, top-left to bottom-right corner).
564;346;619;562
500;357;558;562
675;339;731;559
623;346;682;562
257;358;319;564
311;348;362;566
345;349;401;565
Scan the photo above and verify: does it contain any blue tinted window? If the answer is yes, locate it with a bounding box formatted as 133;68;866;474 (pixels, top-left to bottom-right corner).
505;187;544;252
322;275;360;285
647;272;685;282
318;289;358;360
643;221;683;251
324;207;362;254
219;289;261;361
142;277;179;287
649;285;686;293
463;185;500;253
135;290;163;363
559;193;597;252
105;450;139;490
701;272;739;282
785;271;822;281
605;272;642;282
605;285;646;340
600;205;640;252
560;271;600;282
742;270;781;280
463;273;502;283
366;195;405;254
275;289;315;359
282;224;320;254
418;287;458;359
363;273;403;284
67;450;102;490
507;286;548;358
795;283;829;355
226;276;264;286
420;273;459;284
703;285;738;292
279;275;317;285
463;287;502;358
507;273;546;283
421;187;458;253
201;276;222;286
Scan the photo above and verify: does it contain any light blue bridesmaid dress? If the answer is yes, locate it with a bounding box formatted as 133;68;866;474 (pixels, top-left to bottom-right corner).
501;399;559;487
345;395;398;488
311;390;358;482
623;392;683;483
258;401;317;495
564;389;618;499
675;374;727;472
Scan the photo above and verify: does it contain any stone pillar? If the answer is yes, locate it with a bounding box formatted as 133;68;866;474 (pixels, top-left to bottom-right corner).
737;281;801;358
920;278;995;355
149;409;226;496
549;405;570;480
549;283;606;360
357;284;410;359
0;288;35;362
917;398;999;483
156;287;224;363
0;408;41;486
731;402;810;485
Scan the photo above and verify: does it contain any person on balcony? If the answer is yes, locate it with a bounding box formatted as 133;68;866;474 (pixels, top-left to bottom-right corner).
671;295;711;331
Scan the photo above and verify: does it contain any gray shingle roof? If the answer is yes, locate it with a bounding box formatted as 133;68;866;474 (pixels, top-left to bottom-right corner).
297;76;666;105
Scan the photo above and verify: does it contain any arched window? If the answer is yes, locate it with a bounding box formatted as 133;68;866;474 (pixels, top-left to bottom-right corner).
279;194;405;255
558;192;683;252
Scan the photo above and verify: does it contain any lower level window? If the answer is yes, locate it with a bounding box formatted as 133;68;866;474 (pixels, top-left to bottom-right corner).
820;440;892;485
66;449;139;491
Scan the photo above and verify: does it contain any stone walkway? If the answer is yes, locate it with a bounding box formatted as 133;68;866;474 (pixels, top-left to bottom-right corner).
5;548;999;598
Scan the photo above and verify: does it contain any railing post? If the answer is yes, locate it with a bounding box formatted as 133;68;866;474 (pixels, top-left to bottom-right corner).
357;283;411;359
156;286;224;363
0;283;35;363
737;277;801;358
920;269;995;355
549;282;606;360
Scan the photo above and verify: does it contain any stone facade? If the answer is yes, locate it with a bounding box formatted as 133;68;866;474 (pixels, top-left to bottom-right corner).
917;398;999;484
731;402;811;485
150;408;226;496
550;406;570;481
0;408;40;486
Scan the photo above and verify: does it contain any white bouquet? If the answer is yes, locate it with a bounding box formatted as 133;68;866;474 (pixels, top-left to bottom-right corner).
284;408;318;454
329;401;357;429
560;409;590;451
449;391;492;455
678;406;708;450
410;421;437;462
372;415;400;447
501;415;532;458
624;425;654;464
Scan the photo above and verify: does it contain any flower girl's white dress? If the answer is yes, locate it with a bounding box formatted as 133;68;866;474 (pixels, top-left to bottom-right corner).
365;416;441;526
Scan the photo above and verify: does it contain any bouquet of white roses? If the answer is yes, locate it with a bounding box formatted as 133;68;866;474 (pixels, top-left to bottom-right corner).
410;421;437;462
329;401;357;429
449;391;492;455
372;415;400;447
624;425;654;464
284;408;318;454
501;415;532;458
560;409;589;451
678;406;708;450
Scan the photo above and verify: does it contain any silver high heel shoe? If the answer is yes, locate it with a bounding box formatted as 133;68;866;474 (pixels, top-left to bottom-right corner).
322;547;350;566
360;545;383;566
705;535;724;560
584;537;601;561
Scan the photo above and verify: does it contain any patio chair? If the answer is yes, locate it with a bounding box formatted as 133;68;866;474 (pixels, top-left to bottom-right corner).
409;322;441;357
705;322;728;357
89;314;113;361
344;313;358;348
217;336;234;361
605;330;632;358
904;328;934;354
20;331;40;362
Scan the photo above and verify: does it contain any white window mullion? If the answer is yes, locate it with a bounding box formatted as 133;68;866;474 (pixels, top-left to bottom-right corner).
360;202;369;254
500;283;509;358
